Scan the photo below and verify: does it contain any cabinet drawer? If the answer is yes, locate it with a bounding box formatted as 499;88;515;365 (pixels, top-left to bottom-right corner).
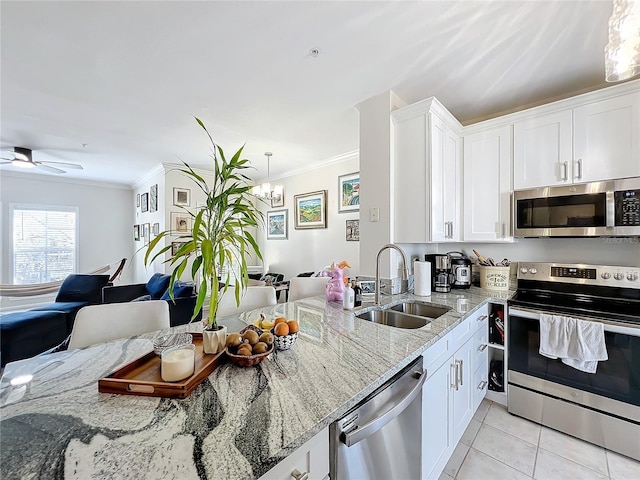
260;427;329;480
423;331;451;373
473;364;489;411
473;326;489;370
471;304;489;333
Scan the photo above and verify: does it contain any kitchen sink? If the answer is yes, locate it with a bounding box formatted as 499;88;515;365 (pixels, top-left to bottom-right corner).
388;302;450;319
356;309;431;329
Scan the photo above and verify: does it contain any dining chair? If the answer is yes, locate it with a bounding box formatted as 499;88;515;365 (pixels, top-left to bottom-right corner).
288;277;329;302
216;286;277;318
68;300;170;350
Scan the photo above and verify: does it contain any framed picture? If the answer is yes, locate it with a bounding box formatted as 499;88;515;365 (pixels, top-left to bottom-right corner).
271;189;284;208
346;219;359;241
133;225;140;241
267;209;288;240
171;241;189;255
338;172;360;213
173;187;191;207
152;222;160;236
170;212;192;233
150;184;158;212
136;193;140;208
360;280;376;297
142;223;150;245
141;192;149;213
294;190;327;229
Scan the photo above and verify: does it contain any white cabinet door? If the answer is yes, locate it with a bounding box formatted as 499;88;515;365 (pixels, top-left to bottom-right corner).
451;337;474;445
259;427;329;480
513;110;573;189
463;125;513;241
394;113;429;243
574;91;640;183
421;359;453;480
430;113;462;242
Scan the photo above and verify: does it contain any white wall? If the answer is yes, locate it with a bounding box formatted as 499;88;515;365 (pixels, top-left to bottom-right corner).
258;155;360;281
0;171;133;311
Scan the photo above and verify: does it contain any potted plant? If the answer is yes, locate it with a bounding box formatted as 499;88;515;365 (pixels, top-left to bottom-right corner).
145;117;263;354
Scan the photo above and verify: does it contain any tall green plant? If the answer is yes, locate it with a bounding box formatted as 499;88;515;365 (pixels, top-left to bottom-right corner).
145;117;263;329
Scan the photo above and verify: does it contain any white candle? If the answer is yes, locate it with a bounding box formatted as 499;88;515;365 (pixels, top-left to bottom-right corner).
161;345;195;382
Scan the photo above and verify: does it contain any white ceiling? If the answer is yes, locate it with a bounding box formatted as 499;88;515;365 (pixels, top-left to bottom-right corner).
0;1;622;186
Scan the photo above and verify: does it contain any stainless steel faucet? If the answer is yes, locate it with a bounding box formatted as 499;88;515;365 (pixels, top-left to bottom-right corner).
375;243;410;305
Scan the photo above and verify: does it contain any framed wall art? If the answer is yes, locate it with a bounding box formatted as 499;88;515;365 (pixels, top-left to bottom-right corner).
150;184;158;212
152;222;160;236
142;223;150;245
171;241;189;256
134;225;140;241
267;209;288;240
346;219;359;241
173;187;191;207
170;212;192;233
338;172;359;213
141;192;149;213
294;190;327;229
271;189;284;208
136;193;141;208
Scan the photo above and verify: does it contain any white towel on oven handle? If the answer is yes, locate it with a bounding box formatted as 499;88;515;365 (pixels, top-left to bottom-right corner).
539;314;608;374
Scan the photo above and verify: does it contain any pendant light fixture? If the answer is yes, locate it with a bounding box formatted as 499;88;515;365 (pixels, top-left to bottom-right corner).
252;152;283;200
605;0;640;82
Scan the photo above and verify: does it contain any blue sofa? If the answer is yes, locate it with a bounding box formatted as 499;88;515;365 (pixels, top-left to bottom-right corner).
101;273;202;327
0;274;111;367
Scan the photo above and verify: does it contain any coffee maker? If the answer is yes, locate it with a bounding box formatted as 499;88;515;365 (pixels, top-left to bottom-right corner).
447;251;472;289
425;254;453;293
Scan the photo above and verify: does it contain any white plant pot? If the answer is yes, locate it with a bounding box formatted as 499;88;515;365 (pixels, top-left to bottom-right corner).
202;325;227;354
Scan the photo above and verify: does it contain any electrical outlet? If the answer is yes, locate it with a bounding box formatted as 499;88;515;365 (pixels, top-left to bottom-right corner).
369;207;380;222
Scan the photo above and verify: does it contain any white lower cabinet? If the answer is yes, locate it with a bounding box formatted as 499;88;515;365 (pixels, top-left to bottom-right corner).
260;427;329;480
421;305;489;479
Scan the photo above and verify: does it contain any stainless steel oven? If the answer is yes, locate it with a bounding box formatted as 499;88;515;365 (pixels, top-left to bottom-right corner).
513;177;640;237
507;262;640;461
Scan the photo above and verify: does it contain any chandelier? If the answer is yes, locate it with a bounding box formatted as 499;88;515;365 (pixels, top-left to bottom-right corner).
252;152;283;200
605;0;640;82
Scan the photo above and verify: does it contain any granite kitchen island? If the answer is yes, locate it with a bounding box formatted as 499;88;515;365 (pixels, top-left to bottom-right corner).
0;287;511;479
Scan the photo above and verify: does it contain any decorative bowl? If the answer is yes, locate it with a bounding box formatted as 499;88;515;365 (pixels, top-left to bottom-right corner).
225;325;274;367
153;333;193;356
271;328;298;351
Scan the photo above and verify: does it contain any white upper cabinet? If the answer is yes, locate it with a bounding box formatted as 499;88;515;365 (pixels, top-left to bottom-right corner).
431;113;462;242
513;110;572;189
463;125;513;241
573;91;640;183
513;88;640;190
392;99;462;244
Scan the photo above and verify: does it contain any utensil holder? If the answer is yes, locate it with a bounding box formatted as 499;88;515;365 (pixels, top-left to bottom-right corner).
479;265;510;291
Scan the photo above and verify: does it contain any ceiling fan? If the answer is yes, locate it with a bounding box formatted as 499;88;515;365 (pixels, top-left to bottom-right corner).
0;147;83;174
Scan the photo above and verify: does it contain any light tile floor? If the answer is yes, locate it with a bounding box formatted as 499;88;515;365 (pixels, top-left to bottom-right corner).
440;400;640;480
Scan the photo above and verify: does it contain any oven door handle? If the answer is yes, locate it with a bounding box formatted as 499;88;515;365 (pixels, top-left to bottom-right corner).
508;307;640;337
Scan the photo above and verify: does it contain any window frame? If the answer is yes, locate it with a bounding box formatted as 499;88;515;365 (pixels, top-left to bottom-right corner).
10;203;79;284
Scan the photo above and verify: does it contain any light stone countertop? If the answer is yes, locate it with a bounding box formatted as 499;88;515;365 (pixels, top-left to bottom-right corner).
0;286;513;480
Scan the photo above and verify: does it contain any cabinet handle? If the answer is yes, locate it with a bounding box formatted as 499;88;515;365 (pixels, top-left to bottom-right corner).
477;314;488;322
458;359;464;386
501;222;506;238
478;344;488;352
450;222;454;238
575;159;582;180
450;362;458;390
291;469;309;480
561;161;568;181
478;380;488;390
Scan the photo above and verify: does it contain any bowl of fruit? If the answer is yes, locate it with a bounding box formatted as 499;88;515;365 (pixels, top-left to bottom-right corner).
225;325;275;367
271;317;299;351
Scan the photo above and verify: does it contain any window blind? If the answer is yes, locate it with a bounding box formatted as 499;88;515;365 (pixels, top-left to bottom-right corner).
12;206;78;284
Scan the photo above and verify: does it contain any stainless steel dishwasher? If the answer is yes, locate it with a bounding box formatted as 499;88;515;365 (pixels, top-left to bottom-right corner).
330;356;426;480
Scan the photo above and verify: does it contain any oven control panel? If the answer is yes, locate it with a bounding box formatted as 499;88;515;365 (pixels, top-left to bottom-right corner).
518;262;640;288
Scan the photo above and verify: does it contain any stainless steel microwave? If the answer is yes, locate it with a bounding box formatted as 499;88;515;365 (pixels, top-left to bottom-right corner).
513;177;640;237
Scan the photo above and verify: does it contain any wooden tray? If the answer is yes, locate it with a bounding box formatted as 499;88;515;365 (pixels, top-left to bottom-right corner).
98;333;225;398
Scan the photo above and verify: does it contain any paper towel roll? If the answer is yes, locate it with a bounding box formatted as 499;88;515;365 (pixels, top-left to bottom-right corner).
414;261;432;296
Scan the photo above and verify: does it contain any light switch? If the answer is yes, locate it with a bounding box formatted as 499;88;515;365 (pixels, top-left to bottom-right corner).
370;207;380;222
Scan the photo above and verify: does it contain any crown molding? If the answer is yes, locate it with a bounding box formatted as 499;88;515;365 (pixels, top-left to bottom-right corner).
267;150;359;182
